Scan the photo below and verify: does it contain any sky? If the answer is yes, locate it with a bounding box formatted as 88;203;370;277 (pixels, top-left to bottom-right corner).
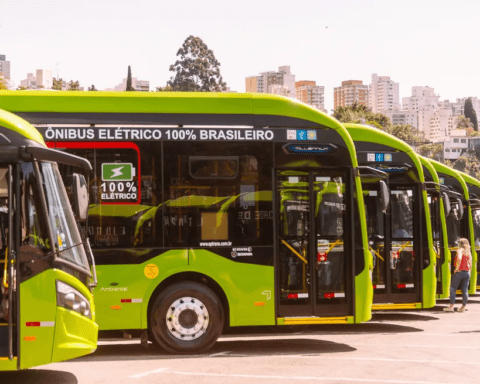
1;0;479;112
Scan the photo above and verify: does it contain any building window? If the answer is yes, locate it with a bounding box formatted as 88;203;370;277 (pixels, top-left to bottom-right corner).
454;139;459;143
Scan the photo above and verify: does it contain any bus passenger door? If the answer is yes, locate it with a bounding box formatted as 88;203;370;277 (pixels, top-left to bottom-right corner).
275;170;350;318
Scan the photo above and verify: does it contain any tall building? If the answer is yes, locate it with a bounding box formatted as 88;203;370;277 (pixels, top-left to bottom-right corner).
0;55;11;80
20;69;53;89
20;73;36;89
333;80;368;110
402;86;439;112
245;66;296;98
295;80;325;112
36;69;53;89
368;74;400;113
114;77;150;92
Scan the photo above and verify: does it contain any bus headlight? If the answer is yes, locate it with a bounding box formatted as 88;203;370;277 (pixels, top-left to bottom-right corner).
56;280;92;319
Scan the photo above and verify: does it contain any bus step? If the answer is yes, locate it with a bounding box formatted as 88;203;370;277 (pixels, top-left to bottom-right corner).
372;303;421;310
278;316;352;325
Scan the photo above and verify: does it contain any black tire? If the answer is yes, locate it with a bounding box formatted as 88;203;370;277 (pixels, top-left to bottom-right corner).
149;281;224;354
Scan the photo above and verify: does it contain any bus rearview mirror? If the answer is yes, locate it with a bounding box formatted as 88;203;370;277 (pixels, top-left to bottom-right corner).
73;173;89;222
457;198;464;220
442;192;451;217
380;180;390;212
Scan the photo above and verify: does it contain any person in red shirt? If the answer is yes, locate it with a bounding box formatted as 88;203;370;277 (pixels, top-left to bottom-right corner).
444;238;472;312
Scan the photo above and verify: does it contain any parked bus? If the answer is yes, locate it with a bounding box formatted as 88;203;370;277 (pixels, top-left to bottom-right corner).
0;108;97;370
344;124;436;310
420;156;451;299
459;172;480;291
430;160;477;295
0;91;374;354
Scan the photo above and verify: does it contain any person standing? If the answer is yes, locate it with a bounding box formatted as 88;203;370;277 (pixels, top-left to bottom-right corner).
444;238;472;312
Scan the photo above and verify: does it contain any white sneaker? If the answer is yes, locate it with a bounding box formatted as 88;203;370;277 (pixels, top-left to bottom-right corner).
443;306;455;312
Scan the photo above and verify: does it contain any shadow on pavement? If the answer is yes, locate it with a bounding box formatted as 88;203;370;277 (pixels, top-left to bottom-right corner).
0;370;77;384
74;338;355;362
371;312;439;322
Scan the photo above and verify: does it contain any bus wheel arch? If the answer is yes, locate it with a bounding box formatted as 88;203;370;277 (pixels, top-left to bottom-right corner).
147;273;228;354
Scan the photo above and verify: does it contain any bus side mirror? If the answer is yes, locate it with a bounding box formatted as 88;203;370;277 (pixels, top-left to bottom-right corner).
380;180;390;212
73;173;89;222
457;198;464;220
442;192;451;217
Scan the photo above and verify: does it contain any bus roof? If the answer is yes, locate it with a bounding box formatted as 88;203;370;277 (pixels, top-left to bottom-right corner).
0;90;340;128
0;91;360;167
419;156;440;184
429;158;469;199
343;123;424;181
0;108;45;146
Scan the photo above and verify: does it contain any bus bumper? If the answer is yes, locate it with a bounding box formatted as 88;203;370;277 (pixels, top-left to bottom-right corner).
51;307;98;363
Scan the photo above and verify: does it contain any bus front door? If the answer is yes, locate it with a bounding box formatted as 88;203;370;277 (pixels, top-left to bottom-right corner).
276;170;350;318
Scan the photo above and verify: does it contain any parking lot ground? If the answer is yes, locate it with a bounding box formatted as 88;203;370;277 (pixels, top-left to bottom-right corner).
2;295;480;384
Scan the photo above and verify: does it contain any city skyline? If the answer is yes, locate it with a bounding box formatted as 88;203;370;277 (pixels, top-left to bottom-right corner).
1;0;479;112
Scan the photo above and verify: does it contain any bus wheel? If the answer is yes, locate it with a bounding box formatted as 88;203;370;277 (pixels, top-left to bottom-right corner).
150;281;224;354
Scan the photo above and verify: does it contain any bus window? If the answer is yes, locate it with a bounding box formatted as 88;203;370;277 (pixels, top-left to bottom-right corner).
446;202;461;247
391;190;413;238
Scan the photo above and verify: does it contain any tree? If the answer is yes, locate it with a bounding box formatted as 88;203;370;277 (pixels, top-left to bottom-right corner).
126;66;134;91
450;155;480;179
455;115;474;131
68;80;80;91
53;78;63;91
156;85;174;92
88;84;98;91
167;35;227;92
0;75;7;90
417;143;444;162
333;103;392;129
464;98;478;131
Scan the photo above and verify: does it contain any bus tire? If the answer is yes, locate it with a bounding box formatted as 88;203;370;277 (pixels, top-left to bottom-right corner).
150;281;224;354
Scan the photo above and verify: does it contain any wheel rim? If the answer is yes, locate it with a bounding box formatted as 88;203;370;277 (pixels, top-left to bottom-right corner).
165;296;209;340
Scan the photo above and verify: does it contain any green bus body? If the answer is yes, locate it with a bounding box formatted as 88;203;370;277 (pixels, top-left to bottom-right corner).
429;160;477;295
0;108;98;370
458;172;480;291
420;157;451;299
0;91;373;353
344;124;436;310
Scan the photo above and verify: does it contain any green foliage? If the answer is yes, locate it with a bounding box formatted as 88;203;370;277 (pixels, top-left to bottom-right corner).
333;104;424;146
0;75;7;90
417;143;444;162
156;85;174;92
52;78;63;91
17;86;27;90
88;84;98;91
67;80;80;91
167;35;227;92
455;115;474;130
126;66;134;91
464;98;478;131
450;155;480;179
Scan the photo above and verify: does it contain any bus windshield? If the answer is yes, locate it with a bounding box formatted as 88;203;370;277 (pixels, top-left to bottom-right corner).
40;162;89;271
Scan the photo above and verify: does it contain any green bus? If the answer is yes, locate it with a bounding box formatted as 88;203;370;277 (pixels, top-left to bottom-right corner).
420;156;451;299
430;160;477;295
0;108;98;370
344;124;436;310
0;91;373;354
458;171;480;291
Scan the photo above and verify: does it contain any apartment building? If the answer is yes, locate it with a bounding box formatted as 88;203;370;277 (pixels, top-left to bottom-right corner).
114;77;150;92
245;66;296;98
333;80;368;110
20;69;53;89
296;80;325;112
429;108;456;142
0;55;11;80
444;130;469;160
368;73;400;113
